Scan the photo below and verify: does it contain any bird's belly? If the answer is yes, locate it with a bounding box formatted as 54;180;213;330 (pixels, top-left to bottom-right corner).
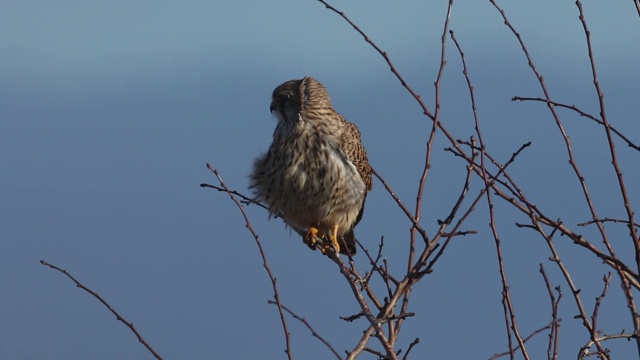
273;149;365;235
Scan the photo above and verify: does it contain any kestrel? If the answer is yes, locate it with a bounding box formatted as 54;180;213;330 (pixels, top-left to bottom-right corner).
249;77;372;255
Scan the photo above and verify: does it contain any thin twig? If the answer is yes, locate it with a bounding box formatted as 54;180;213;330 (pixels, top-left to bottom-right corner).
451;29;530;359
576;0;640;277
401;338;420;360
200;183;270;210
206;164;294;360
539;264;562;360
315;0;433;120
488;323;553;360
591;272;612;346
267;300;343;360
578;332;639;360
40;260;163;360
578;217;640;228
330;254;398;360
370;167;427;242
511;96;640;152
396;1;455;347
576;1;640;354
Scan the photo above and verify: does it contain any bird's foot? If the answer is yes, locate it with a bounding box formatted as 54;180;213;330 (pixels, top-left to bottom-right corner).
320;224;341;254
304;227;323;251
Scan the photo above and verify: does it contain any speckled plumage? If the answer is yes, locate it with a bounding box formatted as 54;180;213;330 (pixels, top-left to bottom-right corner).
249;77;372;255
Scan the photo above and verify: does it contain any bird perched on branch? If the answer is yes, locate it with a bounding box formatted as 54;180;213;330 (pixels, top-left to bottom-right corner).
250;77;372;255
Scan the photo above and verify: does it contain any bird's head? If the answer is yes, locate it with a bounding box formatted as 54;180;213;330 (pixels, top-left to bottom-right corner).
270;77;333;124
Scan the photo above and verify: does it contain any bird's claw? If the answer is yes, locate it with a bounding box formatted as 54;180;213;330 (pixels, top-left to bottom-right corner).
304;225;341;254
321;224;341;254
304;227;322;250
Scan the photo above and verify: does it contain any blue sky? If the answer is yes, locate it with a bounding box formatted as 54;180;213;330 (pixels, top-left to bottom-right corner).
2;1;639;359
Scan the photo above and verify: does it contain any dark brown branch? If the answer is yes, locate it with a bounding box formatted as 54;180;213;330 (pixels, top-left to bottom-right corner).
591;273;612;344
576;1;640;353
397;0;456;344
521;221;607;357
455;138;640;291
200;183;270;210
488;323;553;360
576;0;640;269
363;347;386;358
316;0;473;173
40;260;163;360
340;312;364;323
315;0;434;120
401;338;420;360
206;164;294;360
451;28;530;359
425;148;482;275
370;167;428;242
267;300;342;360
539;264;562;360
578;217;640;228
511;96;640;152
489;2;620;288
330;254;398;360
359;237;399;290
578;332;639;360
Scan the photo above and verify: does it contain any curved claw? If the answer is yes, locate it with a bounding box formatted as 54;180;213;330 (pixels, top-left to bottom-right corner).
304;227;323;250
320;224;341;254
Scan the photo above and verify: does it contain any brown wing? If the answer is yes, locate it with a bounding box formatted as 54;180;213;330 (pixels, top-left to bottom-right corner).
338;116;372;256
339;116;373;191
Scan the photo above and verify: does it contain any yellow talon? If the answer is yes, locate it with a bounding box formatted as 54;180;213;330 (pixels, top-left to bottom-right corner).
321;224;341;254
304;227;322;250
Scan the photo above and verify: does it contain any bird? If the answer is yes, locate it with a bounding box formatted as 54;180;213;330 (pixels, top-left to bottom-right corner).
249;77;372;256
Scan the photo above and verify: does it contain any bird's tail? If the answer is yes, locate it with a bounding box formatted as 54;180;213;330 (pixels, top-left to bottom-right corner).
340;229;358;256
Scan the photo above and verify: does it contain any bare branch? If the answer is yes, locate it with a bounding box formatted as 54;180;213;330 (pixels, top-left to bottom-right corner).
206;164;294;360
578;217;640;229
451;28;530;359
330;254;398;360
539;264;562;360
488;323;553;360
511;96;640;152
578;332;639;360
267;300;342;360
200;183;270;210
401;338;421;360
370;167;428;242
576;0;640;271
40;260;163;360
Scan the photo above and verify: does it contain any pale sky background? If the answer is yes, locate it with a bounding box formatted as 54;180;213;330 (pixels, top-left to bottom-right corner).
2;1;639;359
